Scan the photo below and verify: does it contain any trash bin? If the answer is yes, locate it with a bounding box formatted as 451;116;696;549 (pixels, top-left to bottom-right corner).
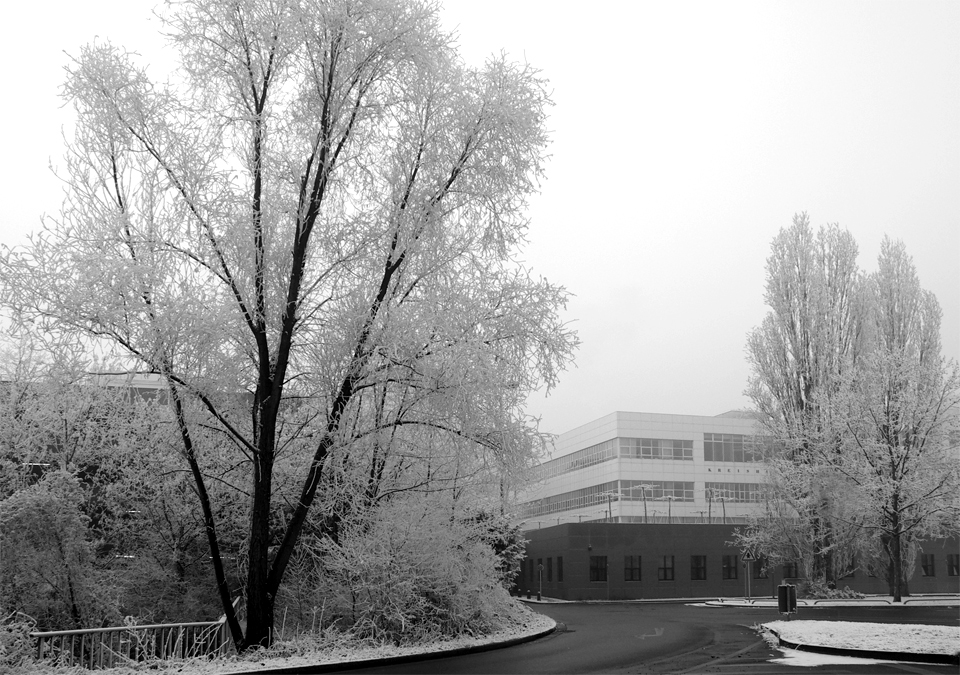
777;584;797;618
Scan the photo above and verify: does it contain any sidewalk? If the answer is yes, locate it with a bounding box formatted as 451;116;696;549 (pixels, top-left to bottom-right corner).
521;593;960;607
706;593;960;607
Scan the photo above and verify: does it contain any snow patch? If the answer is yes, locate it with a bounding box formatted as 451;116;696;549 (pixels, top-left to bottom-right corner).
762;620;959;657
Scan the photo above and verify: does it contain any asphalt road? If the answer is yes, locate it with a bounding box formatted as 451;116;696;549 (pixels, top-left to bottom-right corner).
331;602;959;675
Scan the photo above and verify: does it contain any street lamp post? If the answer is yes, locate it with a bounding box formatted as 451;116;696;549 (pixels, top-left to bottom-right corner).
623;484;654;523
656;495;676;523
599;490;620;522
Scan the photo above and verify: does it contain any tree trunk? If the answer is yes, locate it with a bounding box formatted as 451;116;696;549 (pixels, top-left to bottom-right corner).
890;531;902;602
244;394;278;650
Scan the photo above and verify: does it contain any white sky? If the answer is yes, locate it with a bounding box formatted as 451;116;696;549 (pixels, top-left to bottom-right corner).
2;1;957;437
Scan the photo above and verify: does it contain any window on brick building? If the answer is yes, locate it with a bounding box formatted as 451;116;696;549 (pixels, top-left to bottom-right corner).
691;555;706;580
722;555;738;580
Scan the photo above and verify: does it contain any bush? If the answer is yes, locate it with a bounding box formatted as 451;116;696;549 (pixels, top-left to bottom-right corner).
0;612;37;672
276;498;522;644
797;580;865;599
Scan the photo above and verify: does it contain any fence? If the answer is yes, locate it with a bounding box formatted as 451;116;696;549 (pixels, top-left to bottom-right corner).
30;600;239;669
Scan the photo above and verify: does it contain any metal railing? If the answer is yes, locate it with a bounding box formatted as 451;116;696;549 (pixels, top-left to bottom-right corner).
30;600;239;669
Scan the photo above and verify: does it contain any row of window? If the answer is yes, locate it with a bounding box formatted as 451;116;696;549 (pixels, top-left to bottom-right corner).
620;480;695;501
538;440;618;479
922;553;958;577
524;557;564;582
520;481;620;518
519;480;759;517
702;433;767;463
587;555;749;582
620;438;694;460
522;554;960;585
704;482;763;502
537;433;771;480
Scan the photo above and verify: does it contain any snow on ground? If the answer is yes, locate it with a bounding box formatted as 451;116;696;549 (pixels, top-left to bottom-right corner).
762;620;959;656
768;648;913;668
65;606;557;675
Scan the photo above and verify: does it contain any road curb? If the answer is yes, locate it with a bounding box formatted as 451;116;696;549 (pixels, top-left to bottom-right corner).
766;627;960;666
227;620;558;674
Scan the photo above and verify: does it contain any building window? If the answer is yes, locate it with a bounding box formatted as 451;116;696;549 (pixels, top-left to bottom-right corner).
557;556;564;582
621;438;694;460
621;480;695;502
519;480;620;518
783;561;798;579
921;554;935;577
947;554;958;577
703;433;766;462
624;555;641;581
705;482;763;503
722;555;738;580
752;557;767;579
547;557;553;582
590;556;607;582
691;555;706;580
535;438;619;479
658;555;675;581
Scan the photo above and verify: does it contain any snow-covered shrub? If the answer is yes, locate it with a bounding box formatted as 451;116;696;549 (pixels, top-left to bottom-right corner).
0;472;120;630
797;580;865;599
0;612;37;671
276;498;523;644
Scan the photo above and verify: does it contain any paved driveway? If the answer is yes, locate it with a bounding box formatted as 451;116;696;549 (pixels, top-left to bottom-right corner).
333;602;959;674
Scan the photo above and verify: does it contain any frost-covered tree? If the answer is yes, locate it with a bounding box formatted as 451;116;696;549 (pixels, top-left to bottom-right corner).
742;214;864;583
0;0;574;650
0;472;115;630
828;238;959;601
0;336;243;623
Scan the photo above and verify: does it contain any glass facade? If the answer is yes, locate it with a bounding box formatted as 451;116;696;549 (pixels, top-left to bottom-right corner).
622;480;695;501
621;438;693;460
703;433;767;462
520;481;619;518
705;482;762;502
537;439;619;479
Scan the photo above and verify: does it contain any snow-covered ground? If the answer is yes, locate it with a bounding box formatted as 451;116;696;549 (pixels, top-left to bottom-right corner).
31;606;557;675
761;619;959;667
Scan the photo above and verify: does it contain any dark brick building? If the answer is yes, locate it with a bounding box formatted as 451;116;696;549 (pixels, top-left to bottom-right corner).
518;522;960;600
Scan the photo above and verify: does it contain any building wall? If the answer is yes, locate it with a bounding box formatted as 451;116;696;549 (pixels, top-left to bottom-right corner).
518;523;960;600
520;411;769;525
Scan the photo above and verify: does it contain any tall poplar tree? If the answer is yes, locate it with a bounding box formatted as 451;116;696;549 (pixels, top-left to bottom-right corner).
830;238;959;601
743;213;864;584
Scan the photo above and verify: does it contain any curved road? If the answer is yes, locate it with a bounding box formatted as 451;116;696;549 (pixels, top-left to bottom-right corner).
333;602;958;674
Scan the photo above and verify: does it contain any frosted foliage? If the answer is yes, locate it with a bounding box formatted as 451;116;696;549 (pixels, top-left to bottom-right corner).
277;498;517;643
0;473;118;630
741;214;865;583
0;0;575;650
741;223;959;599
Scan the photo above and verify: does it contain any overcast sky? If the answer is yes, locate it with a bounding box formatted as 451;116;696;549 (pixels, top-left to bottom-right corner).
2;1;957;438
